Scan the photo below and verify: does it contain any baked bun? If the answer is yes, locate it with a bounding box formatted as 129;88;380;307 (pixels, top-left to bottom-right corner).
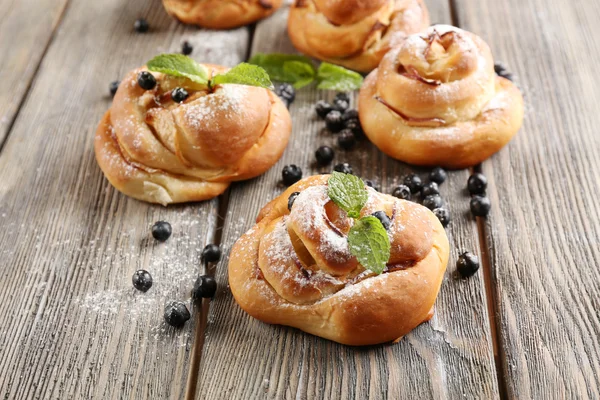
95;65;291;205
229;175;449;345
287;0;430;73
162;0;283;29
359;25;524;169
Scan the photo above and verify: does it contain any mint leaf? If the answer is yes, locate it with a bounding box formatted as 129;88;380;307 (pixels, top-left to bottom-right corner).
283;61;316;89
147;54;209;84
327;171;368;219
211;63;273;89
317;63;364;91
348;216;391;274
249;53;316;87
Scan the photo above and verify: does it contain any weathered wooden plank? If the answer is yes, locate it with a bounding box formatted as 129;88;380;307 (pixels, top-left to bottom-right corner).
0;0;249;398
454;0;600;398
0;0;70;147
195;3;499;399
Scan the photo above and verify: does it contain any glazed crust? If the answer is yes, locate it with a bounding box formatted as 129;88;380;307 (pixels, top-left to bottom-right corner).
228;175;449;346
358;25;524;168
287;0;430;72
94;65;291;205
162;0;283;29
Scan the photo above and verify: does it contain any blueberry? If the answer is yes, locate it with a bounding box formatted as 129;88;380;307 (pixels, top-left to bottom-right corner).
315;146;334;166
288;192;300;211
152;221;172;241
181;40;193;55
365;180;379;192
433;207;450;227
337;129;356;150
132;269;153;292
109;80;120;97
494;63;513;80
334;92;350;103
164;301;190;327
315;100;333;119
457;252;480;278
201;244;221;263
275;83;295;108
403;174;423;193
134;18;149;33
172;87;189;103
325;110;344;132
371;211;391;230
392;185;411;200
467;173;487;195
421;181;440;197
423;194;443;210
342;109;358;122
345;119;364;136
282;164;302;186
192;275;217;299
470;196;491;217
137;71;157;90
429;167;447;184
333;98;349;112
333;163;353;174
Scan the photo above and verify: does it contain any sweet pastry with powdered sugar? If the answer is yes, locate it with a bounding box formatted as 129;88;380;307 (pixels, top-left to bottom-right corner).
358;25;524;169
162;0;283;29
287;0;430;73
95;63;291;205
228;174;449;345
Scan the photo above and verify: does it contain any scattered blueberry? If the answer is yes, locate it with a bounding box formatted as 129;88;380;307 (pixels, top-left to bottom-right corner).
345;119;363;136
282;164;302;186
421;181;440;197
429;167;447;184
325;110;344;132
132;269;153;292
181;40;193;55
137;71;157;90
342;109;358;122
433;208;451;227
423;194;443;210
337;129;356;150
315;146;334;165
392;185;411;200
109;80;120;97
275;83;295;108
371;211;391;230
333;162;353;174
365;180;379;192
494;62;513;81
403;174;423;194
164;301;190;327
457;252;480;278
470;195;491;217
172;87;189;103
315;100;333;119
333;98;349;112
134;18;149;33
334;92;350;103
192;275;217;299
202;244;221;263
288;192;300;211
152;221;172;242
467;173;487;195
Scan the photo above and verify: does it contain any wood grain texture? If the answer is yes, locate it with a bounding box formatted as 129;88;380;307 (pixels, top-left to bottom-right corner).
0;0;70;147
0;0;248;398
195;3;499;399
454;0;600;398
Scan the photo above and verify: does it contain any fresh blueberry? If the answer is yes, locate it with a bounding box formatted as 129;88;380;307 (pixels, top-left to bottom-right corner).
337;129;356;150
172;87;189;103
315;146;334;165
282;164;302;186
288;192;300;211
181;40;193;55
333;98;349;112
275;83;295;108
494;62;513;80
334;92;350;103
134;18;149;33
132;269;153;292
152;221;172;242
421;181;440;197
365;180;379;192
345;119;363;136
429;167;447;184
333;163;353;174
201;244;221;263
470;196;491;217
109;80;120;97
392;185;411;200
371;211;391;230
315;100;333;119
467;173;487;195
423;194;443;210
457;252;480;278
192;275;217;299
342;109;358;122
325;110;344;132
137;71;157;90
403;174;423;194
164;301;190;327
433;208;451;227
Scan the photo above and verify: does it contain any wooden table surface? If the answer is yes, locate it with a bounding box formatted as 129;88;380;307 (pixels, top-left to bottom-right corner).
0;0;598;398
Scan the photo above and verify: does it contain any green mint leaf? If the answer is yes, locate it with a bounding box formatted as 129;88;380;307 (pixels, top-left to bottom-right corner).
147;54;209;84
316;62;364;91
327;171;368;219
348;216;391;274
248;53;316;87
211;63;274;89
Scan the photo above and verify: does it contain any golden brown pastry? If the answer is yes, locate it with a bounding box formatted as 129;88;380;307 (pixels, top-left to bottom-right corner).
95;65;291;205
162;0;283;29
359;25;524;169
287;0;430;73
229;175;449;345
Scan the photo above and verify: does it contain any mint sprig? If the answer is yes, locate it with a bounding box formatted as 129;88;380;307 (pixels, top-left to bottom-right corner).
326;172;391;274
249;53;364;91
147;54;273;90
